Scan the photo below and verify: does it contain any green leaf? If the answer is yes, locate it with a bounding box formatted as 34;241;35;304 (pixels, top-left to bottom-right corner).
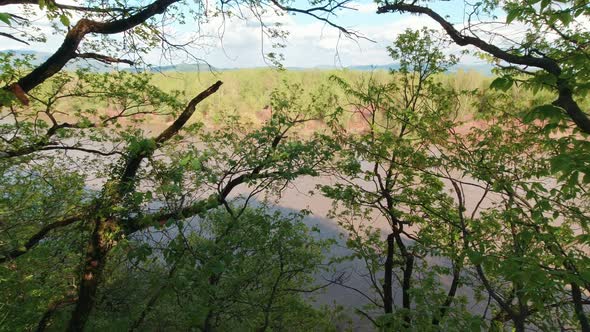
506;9;520;24
557;11;572;25
60;14;70;26
467;250;484;265
490;76;513;91
523;104;564;123
550;154;572;174
0;13;11;25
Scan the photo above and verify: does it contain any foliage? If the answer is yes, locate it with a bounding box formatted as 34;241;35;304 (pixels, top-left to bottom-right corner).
319;27;590;332
49;206;339;331
0;50;340;330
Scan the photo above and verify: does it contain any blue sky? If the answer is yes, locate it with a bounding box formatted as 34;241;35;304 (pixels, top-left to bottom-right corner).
0;0;492;68
163;0;490;68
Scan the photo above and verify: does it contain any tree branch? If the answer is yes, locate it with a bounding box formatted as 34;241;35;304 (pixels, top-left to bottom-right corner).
126;170;281;234
0;31;29;44
75;52;135;65
377;2;590;135
154;81;223;145
269;0;372;41
0;214;82;263
35;297;77;332
377;3;560;74
0;0;131;13
118;80;223;187
6;0;178;96
37;145;124;156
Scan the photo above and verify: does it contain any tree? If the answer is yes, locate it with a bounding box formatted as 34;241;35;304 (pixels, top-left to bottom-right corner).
276;0;590;200
440;86;590;331
321;28;479;329
2;0;589;330
0;0;294;105
320;27;590;331
63;206;339;331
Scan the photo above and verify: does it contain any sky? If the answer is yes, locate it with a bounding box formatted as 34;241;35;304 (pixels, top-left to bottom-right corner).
165;0;485;68
0;0;494;68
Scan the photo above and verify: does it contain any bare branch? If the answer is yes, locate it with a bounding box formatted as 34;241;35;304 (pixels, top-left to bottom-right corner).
269;0;373;42
75;52;135;65
37;145;124;156
119;80;223;186
0;31;29;44
154;81;223;145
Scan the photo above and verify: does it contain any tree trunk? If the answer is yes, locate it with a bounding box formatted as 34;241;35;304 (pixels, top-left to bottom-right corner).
401;251;414;327
433;263;460;326
63;81;222;331
67;217;116;331
383;233;395;314
202;274;221;332
513;317;525;332
572;282;590;332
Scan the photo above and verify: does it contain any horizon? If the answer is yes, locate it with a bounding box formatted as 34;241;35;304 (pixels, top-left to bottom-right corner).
3;48;495;75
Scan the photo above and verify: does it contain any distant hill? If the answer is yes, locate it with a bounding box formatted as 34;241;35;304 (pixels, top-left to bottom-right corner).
345;63;493;75
1;50;494;75
147;62;229;72
147;62;493;75
346;64;399;71
3;49;52;64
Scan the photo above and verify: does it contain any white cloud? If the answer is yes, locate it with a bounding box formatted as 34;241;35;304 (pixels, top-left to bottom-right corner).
0;2;493;68
348;2;378;14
